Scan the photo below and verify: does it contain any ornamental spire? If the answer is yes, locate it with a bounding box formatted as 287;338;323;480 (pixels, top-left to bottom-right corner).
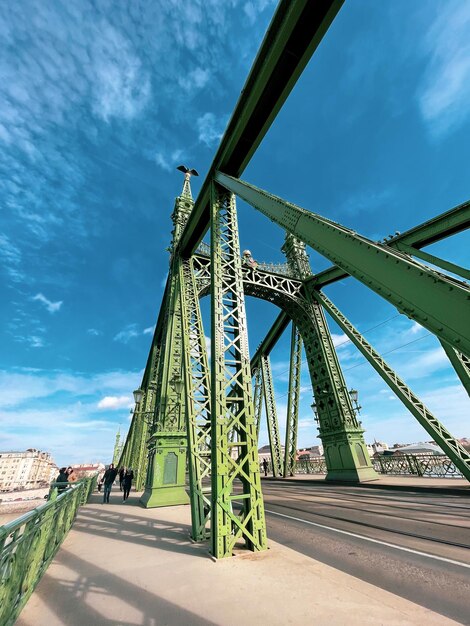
176;164;199;200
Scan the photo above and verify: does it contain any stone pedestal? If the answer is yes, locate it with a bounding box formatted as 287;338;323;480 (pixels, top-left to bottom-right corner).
140;431;189;508
321;428;378;482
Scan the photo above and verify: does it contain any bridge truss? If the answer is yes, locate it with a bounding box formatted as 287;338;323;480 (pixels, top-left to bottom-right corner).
117;0;470;558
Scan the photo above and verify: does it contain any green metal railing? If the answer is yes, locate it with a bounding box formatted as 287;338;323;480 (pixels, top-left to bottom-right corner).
372;454;463;478
0;475;97;626
261;455;464;478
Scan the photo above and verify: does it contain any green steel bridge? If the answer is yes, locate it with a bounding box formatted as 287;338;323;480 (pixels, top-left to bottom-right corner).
1;3;469;623
115;0;470;560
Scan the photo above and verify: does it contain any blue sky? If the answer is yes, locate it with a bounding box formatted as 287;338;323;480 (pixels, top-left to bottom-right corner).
0;1;468;467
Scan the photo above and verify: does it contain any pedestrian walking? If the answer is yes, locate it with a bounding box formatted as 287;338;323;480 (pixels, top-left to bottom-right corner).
122;468;134;502
55;467;69;492
102;463;118;503
118;467;125;491
262;458;269;477
67;466;78;482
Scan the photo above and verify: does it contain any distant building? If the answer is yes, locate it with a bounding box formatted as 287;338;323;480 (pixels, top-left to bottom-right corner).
393;442;444;456
71;463;105;478
297;445;323;460
366;440;389;457
0;449;58;492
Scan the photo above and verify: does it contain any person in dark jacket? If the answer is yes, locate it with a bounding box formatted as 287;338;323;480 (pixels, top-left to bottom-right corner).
118;467;125;491
122;468;134;502
56;467;69;492
102;463;118;503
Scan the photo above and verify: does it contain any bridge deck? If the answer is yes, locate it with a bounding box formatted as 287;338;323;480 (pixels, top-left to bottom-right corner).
16;487;461;626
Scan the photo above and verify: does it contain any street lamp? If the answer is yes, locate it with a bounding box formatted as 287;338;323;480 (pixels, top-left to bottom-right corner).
133;388;144;405
310;401;319;422
348;388;361;414
170;375;183;396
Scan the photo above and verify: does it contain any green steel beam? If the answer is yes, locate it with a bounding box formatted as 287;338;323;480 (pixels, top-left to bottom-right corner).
180;256;212;541
260;355;283;477
284;324;302;477
314;289;470;482
251;311;291;370
177;0;344;256
210;183;267;558
215;172;470;357
440;340;470;398
309;199;470;289
253;366;264;439
394;242;470;282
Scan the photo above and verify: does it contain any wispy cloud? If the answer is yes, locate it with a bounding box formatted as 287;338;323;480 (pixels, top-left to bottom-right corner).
87;328;102;336
97;395;132;410
143;326;155;335
196;112;228;147
419;2;470;136
114;324;140;343
32;293;63;313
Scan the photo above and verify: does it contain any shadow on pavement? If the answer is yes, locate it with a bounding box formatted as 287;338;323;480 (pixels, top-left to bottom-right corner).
17;549;216;626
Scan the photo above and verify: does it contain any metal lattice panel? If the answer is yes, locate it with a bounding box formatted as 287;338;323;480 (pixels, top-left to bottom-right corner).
180;256;212;541
284;324;302;477
210;183;267;558
260;355;283;477
314;289;470;481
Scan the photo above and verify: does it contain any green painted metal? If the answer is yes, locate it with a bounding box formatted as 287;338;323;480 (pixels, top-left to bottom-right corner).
210;183;267;558
260;355;283;477
394;242;470;282
310;199;470;289
177;0;344;257
112;427;122;465
314;289;470;481
215;172;470;358
253;366;264;438
180;256;212;541
440;340;470;398
284;323;302;477
194;232;376;482
140;176;195;509
0;476;97;626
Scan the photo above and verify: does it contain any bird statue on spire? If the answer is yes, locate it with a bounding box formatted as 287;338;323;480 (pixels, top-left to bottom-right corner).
177;165;199;200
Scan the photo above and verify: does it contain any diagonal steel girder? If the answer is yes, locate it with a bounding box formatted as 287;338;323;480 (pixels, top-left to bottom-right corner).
215;172;470;357
175;0;344;257
310;199;470;289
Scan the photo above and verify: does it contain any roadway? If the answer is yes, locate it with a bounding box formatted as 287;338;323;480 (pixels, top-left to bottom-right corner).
261;478;470;625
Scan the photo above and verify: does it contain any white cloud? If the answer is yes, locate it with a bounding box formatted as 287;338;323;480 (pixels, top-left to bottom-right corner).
155;148;185;172
90;22;151;122
32;293;63;313
179;67;210;92
196;112;227;147
419;2;470;136
87;328;102;336
97;395;132;410
332;333;349;349
409;321;424;335
114;324;139;343
143;326;155;335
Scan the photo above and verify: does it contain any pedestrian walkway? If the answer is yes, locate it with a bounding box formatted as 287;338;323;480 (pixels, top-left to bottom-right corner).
17;490;460;625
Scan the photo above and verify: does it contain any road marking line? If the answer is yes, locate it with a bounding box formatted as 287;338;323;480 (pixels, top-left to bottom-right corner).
265;508;470;570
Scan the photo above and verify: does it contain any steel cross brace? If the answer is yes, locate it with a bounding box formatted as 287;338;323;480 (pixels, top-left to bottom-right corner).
260;355;284;477
210;183;267;558
284;323;302;477
215;172;470;358
313;289;470;481
180;257;212;541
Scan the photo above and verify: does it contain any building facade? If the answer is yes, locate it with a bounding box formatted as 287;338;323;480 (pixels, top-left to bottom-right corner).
0;449;58;492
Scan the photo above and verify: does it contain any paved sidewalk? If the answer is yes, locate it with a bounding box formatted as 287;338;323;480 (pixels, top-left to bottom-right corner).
17;491;460;626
